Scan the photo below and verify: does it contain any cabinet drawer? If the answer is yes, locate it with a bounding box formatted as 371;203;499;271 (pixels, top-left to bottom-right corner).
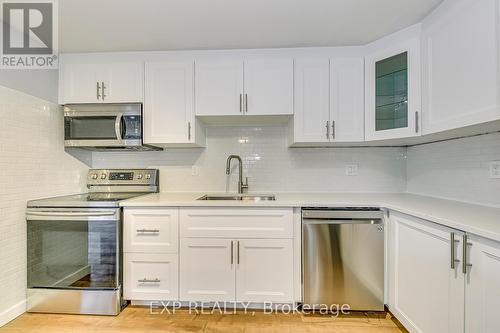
123;253;178;301
180;208;293;239
124;209;178;253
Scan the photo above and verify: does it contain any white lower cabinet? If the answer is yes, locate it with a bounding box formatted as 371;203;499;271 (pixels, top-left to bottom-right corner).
389;211;500;333
179;208;295;304
179;238;294;303
123;208;179;302
465;235;500;333
236;239;294;303
180;207;293;239
179;238;236;302
124;253;178;301
124;208;178;253
388;212;464;333
123;207;296;305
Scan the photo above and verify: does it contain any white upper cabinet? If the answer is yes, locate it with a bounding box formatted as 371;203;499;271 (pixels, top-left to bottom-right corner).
100;62;144;103
293;58;331;143
195;58;293;116
292;57;364;145
195;60;244;116
243;58;294;115
144;60;204;146
365;31;421;141
330;57;365;142
421;0;500;134
59;63;101;104
59;3;500;143
59;60;144;104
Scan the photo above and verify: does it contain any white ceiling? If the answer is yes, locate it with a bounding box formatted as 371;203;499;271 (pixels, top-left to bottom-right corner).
59;0;443;53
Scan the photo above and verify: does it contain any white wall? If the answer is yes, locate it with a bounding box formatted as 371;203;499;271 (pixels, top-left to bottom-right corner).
93;125;407;193
0;70;58;103
407;132;500;207
0;85;88;326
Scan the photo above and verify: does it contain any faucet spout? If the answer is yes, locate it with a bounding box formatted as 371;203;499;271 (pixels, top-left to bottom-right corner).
225;155;248;194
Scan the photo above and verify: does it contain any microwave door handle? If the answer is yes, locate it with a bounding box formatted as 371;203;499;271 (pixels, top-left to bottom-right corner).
121;116;127;139
115;113;123;142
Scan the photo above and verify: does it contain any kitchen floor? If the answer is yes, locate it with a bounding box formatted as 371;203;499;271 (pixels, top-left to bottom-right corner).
0;306;407;333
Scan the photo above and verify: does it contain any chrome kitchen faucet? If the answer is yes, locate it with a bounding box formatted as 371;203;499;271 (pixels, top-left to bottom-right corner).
226;155;248;194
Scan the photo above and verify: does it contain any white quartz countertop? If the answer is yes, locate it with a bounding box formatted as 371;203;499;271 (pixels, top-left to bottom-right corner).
121;192;500;242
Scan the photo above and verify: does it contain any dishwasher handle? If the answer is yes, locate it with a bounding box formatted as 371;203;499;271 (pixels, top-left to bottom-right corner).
302;209;383;220
303;218;383;225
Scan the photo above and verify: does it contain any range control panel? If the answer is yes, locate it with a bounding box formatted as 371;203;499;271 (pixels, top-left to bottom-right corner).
109;172;134;181
87;169;158;186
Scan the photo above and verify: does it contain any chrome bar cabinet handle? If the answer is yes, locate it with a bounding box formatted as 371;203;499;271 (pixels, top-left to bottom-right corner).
230;240;234;265
244;94;248;113
101;82;107;100
450;232;460;269
415;111;419;133
138;278;160;283
462;234;473;274
237;240;240;265
136;229;160;234
188;122;191;141
331;120;335;139
239;94;243;113
326;121;330;140
96;82;101;100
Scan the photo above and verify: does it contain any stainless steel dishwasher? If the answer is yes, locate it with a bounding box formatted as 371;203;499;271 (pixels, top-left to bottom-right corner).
302;208;385;311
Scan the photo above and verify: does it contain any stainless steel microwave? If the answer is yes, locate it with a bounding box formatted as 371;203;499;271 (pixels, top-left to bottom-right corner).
63;103;161;151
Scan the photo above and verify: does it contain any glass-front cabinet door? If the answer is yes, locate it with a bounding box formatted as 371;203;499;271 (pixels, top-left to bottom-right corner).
365;37;421;141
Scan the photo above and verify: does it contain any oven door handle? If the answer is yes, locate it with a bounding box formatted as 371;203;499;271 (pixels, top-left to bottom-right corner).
115;113;123;142
27;211;116;217
26;210;119;221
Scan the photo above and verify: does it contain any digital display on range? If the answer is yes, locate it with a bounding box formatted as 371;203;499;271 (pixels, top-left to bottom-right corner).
109;172;134;180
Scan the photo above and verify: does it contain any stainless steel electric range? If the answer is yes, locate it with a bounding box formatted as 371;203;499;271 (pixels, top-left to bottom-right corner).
26;169;159;315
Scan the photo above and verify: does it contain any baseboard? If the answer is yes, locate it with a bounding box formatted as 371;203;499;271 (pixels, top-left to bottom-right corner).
386;308;410;333
0;299;26;327
386;306;415;333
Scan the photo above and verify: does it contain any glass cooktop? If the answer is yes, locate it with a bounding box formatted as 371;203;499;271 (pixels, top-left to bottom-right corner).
27;192;152;208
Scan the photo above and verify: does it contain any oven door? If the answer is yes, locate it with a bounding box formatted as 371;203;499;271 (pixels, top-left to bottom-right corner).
64;104;142;148
26;208;121;291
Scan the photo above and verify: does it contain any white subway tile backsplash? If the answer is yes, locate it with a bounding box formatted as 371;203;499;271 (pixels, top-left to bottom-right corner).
406;132;500;207
92;125;407;193
0;85;88;319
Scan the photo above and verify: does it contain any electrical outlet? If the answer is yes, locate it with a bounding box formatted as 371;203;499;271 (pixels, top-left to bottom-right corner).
489;161;500;178
345;164;359;176
191;166;199;176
